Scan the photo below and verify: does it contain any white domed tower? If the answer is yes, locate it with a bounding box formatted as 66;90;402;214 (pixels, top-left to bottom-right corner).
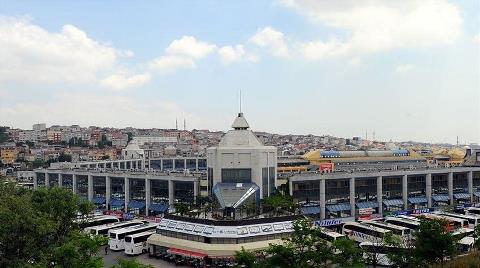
207;113;277;199
122;139;145;160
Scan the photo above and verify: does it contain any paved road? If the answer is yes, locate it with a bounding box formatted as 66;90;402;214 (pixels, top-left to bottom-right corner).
100;247;177;268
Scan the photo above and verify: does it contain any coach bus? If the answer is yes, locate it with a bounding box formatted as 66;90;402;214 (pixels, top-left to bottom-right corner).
108;223;158;251
363;220;411;237
437;212;480;228
84;220;146;237
342;222;390;243
77;215;120;229
360;241;409;266
124;231;155;255
416;214;468;231
384;217;421;231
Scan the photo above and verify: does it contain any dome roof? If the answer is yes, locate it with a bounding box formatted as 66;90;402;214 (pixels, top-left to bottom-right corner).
231;113;250;129
124;139;142;151
218;113;264;148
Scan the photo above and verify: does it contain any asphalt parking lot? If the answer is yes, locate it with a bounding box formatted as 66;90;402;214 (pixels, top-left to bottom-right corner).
101;248;177;268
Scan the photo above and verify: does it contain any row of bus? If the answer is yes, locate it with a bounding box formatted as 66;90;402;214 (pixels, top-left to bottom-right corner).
77;215;158;255
314;208;480;266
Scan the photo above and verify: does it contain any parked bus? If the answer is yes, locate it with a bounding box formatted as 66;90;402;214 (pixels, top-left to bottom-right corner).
342;222;390;243
363;220;411;237
124;231;155;255
84;220;146;237
318;227;346;243
360;242;409;266
437;212;480;228
77;215;120;229
415;214;468;231
466;207;480;216
108;223;158;251
384;217;420;231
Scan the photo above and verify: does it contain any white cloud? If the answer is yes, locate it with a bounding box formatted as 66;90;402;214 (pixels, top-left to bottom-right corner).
281;0;462;59
473;34;480;44
99;72;151;91
148;55;196;74
165;36;216;59
249;27;289;57
0;16;128;85
395;64;414;73
348;57;362;66
218;45;257;65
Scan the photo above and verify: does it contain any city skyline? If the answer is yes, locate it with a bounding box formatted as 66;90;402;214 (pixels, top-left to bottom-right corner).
0;0;479;144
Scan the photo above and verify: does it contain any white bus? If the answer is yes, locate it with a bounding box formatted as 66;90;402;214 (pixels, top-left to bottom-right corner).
108;223;158;251
318;227;346;243
437;212;480;228
342;222;390;243
84;220;146;237
360;241;409;266
124;231;155;255
77;215;120;229
384;217;420;231
363;220;411;237
466;207;480;216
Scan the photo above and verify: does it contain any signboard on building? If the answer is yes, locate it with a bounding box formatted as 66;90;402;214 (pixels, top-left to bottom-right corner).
319;163;334;173
315;219;343;227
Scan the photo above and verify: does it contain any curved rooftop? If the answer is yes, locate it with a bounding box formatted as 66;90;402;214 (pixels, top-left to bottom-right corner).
218;113;265;148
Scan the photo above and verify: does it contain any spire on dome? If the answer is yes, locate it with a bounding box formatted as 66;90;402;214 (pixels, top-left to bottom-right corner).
231;113;249;130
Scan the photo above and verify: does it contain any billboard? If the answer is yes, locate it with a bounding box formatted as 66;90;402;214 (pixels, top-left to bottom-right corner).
319;163;334;172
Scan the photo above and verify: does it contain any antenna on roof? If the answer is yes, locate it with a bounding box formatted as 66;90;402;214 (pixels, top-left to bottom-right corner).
184;118;186;131
239;90;242;114
175;118;178;130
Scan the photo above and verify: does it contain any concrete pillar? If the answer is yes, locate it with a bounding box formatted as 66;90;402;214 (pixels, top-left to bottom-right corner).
184;159;187;171
468;171;474;203
106;176;111;210
45;173;50;187
320;179;326;220
172;159;176;170
124;177;130;213
72;174;77;194
402;175;408;209
160;159;163;171
195;159;199;171
350;177;355;218
448;172;454;206
145;178;151;216
193;180;198;203
168;180;174;207
426;174;432;208
58;173;63;188
33;173;38;189
377;176;383;214
88;175;93;201
289;179;293;196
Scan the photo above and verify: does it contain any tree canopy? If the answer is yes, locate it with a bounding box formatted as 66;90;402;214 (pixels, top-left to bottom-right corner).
0;183;104;268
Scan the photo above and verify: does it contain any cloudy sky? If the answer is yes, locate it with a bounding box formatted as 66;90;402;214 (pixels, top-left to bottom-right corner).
0;0;479;144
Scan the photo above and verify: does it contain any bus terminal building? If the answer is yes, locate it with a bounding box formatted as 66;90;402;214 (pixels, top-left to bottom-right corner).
291;167;480;220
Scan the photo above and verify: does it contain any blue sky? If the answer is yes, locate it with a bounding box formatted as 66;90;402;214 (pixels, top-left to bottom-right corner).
0;0;479;144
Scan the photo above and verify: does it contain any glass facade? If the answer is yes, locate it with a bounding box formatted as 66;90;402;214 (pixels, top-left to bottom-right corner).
262;168;268;198
407;175;425;196
77;175;88;199
269;167;275;195
150;160;162;170
354;177;377;201
432;174;448;195
93;176;106;198
49;174;59;187
151;180;169;203
36;173;45;187
174;181;194;203
62;174;73;189
382;177;402;199
175;159;185;170
292;181;319;202
221;168;252;183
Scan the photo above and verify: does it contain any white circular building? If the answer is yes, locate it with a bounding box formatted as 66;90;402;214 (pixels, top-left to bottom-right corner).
122;139;145;160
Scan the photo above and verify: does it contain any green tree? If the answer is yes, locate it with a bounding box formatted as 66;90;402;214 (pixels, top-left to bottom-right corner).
0;184;101;268
383;232;416;268
32;158;45;168
332;237;365;268
111;258;154;268
413;218;456;267
234;247;257;268
58;153;72;162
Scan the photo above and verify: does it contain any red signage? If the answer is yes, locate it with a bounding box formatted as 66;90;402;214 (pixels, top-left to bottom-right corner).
319;163;334;172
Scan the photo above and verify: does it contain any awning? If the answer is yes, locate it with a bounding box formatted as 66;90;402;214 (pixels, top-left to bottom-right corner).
432;194;450;202
168;248;207;259
128;200;146;209
301;206;320;215
474;192;480;198
408;196;427;204
92;196;106;204
356;201;378;209
454;193;471;200
149;203;168;213
383;199;404;207
326;203;351;212
109;198;125;207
